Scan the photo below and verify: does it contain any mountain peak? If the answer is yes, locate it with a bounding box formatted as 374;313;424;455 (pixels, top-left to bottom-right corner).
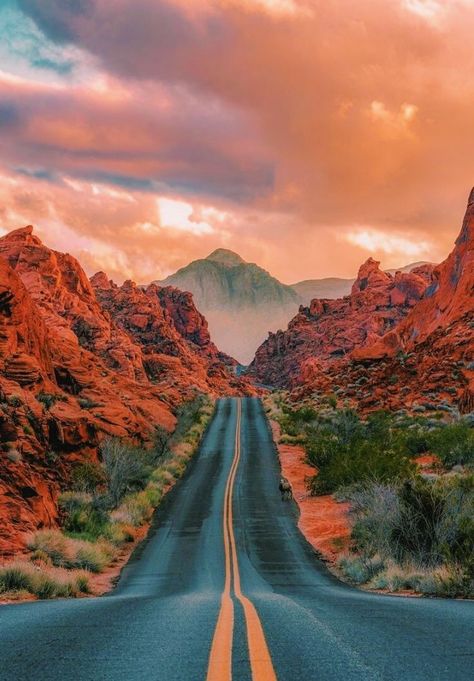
205;248;246;267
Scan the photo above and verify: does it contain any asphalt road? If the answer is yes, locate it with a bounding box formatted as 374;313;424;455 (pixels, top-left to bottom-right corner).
0;397;472;681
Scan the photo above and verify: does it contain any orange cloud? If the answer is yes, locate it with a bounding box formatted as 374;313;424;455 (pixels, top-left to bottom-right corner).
1;0;473;283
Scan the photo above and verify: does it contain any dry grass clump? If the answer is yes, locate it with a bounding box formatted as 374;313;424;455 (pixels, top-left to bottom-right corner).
27;530;115;573
0;561;90;599
338;475;473;597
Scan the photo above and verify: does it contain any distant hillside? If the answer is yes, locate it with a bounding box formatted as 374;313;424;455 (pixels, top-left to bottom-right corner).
158;251;431;364
291;277;353;301
158;249;300;363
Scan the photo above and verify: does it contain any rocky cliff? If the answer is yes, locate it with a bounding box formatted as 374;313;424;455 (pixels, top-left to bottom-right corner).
252;191;473;415
0;227;250;555
343;191;474;412
249;257;433;388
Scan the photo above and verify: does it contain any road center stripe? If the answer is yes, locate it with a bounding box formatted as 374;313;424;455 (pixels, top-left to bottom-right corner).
206;399;278;681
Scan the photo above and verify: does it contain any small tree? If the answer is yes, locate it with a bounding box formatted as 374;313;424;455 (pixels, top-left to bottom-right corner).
152;425;171;465
100;439;148;508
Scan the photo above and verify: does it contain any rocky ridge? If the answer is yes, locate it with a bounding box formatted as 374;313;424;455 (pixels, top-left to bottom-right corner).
249;257;434;388
251;190;473;415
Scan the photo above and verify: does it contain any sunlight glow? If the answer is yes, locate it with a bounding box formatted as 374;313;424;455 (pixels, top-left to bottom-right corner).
157;197;216;235
345;228;431;258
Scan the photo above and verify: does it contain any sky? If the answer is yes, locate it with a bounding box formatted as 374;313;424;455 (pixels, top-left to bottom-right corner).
0;0;473;284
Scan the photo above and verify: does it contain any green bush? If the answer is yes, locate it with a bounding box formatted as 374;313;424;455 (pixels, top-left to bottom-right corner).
59;492;110;539
71;462;107;493
429;423;474;467
279;405;318;436
344;476;474;595
307;411;414;495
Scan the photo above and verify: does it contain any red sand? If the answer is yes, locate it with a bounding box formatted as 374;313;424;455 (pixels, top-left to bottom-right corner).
271;421;351;563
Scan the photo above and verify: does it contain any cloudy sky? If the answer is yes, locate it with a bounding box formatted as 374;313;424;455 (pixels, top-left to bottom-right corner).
0;0;473;284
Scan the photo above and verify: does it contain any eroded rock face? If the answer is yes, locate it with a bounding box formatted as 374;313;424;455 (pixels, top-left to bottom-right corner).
249;257;433;389
262;191;473;415
343;191;474;412
0;227;251;555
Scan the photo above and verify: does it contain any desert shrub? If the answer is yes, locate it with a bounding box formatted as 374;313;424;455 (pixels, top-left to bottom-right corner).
307;410;414;494
344;482;401;558
0;563;33;592
59;492;109;539
429;423;474;467
171;394;209;443
100;439;152;507
71;462;107;493
369;563;472;597
105;523;136;544
151;469;174;486
37;392;67;410
152;425;172;463
279;405;319;436
77;397;101;410
338;554;385;584
27;529;115;572
112;492;154;527
27;530;71;566
6;449;21;463
30;549;53;566
74;541;113;573
403;429;432;456
347;476;474;577
0;561;91;599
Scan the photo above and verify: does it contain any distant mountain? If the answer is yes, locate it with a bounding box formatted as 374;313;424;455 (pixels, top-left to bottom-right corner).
158;251;432;364
158;250;300;363
291;277;353;301
161;249;298;309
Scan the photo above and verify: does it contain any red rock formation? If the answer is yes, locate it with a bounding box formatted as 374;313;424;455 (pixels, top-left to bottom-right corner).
249;257;433;388
265;190;473;415
0;227;251;556
343;190;474;412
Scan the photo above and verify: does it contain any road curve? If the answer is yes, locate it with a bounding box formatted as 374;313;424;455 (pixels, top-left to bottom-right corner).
0;397;472;681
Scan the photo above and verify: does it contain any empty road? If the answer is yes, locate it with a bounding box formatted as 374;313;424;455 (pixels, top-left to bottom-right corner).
0;397;472;680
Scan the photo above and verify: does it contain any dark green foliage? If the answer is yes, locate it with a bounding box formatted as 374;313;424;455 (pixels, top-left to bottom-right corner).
59;493;110;539
37;392;67;410
279;405;318;436
347;476;474;587
428;422;474;466
306;410;414;494
71;461;107;493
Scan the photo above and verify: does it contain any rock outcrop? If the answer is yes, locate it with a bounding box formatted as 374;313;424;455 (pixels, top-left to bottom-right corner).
343;190;474;412
251;190;473;416
0;227;251;555
249;257;433;388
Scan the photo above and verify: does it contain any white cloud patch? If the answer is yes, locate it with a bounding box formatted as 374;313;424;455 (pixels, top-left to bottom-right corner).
344;227;432;259
157;197;226;235
402;0;444;23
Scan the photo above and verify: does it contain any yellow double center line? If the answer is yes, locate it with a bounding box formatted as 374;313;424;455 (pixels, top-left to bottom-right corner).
206;399;277;681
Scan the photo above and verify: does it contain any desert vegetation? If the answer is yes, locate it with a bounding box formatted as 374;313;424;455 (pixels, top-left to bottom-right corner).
0;394;214;601
270;393;474;597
